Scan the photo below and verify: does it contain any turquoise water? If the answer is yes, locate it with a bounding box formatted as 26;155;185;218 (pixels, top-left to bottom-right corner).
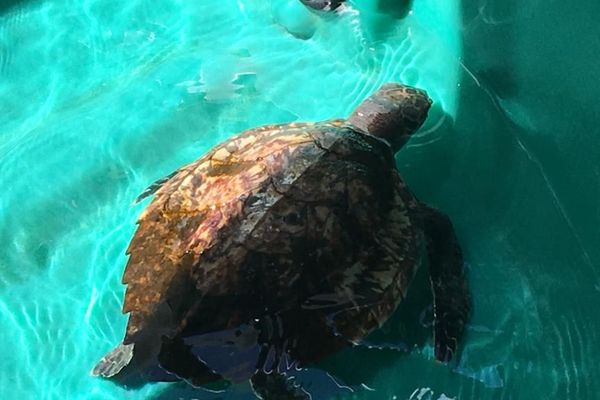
1;0;599;399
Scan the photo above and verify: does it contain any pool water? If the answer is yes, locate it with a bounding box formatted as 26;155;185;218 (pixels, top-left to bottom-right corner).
1;0;599;399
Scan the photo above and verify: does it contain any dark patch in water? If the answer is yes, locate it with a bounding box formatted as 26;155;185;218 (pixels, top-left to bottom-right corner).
360;0;415;42
377;0;413;19
0;0;29;13
0;162;131;288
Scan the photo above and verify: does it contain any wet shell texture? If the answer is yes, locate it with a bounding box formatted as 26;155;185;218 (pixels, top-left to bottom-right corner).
122;120;420;350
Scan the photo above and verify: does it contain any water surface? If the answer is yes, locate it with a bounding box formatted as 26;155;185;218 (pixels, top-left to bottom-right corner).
1;0;598;399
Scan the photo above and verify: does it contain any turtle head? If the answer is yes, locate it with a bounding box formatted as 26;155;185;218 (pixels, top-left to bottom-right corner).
347;83;432;152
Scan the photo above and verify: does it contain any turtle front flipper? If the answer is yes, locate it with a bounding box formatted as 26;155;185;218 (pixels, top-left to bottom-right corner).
421;205;471;363
250;371;310;400
134;170;179;203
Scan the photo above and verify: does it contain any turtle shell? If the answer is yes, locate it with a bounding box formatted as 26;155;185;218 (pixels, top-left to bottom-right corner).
121;120;420;349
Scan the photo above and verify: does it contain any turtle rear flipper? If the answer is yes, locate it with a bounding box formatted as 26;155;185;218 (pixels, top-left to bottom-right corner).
92;342;176;385
91;343;134;378
421;205;471;363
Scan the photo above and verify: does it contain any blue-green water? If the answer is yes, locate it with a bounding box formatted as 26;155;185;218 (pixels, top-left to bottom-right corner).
1;0;599;399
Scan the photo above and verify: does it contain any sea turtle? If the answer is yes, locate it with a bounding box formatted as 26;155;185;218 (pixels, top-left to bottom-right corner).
92;83;471;399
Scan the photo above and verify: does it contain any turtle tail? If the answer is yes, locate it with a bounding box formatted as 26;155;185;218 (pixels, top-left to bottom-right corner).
91;343;135;378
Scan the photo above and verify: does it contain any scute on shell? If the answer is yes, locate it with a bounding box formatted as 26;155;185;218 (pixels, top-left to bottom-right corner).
121;120;418;348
